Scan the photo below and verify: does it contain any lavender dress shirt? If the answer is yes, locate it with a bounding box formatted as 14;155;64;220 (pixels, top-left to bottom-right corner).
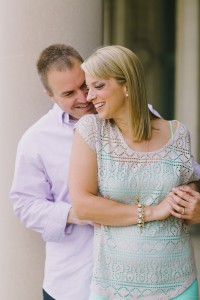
10;104;93;300
10;104;200;300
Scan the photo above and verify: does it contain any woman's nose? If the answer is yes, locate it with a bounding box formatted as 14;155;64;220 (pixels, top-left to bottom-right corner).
87;90;96;102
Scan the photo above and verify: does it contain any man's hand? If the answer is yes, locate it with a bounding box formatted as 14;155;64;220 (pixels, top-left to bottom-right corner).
168;185;200;224
67;207;100;227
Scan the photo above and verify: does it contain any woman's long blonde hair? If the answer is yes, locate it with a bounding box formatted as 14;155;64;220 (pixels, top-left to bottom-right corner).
82;45;152;141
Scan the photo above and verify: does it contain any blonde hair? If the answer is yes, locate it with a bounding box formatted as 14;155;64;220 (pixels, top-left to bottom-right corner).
82;45;152;141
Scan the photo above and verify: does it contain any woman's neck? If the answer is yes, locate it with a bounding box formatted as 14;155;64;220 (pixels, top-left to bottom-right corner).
114;118;133;139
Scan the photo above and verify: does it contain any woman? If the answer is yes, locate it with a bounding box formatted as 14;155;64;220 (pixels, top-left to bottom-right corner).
69;46;199;299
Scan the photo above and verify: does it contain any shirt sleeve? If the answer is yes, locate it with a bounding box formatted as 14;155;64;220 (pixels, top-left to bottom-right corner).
191;155;200;180
10;134;72;242
184;126;200;183
75;114;98;153
148;104;162;118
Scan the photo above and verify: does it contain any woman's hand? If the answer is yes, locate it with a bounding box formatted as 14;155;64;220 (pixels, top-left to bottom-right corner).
145;195;172;222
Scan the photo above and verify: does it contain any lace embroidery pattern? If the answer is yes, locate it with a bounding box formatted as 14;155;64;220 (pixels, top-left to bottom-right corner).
76;115;197;300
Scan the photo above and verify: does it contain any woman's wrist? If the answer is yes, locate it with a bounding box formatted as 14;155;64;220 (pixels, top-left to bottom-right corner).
136;199;170;226
144;205;155;222
144;204;163;222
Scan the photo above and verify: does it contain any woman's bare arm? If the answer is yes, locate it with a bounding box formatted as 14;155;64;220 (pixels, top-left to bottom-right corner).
69;131;171;226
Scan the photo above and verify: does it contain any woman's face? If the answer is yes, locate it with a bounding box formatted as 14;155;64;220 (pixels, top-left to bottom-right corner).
86;74;128;120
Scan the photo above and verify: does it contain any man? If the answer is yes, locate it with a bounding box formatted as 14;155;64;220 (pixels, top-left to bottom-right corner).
10;44;96;300
10;44;200;300
169;184;200;224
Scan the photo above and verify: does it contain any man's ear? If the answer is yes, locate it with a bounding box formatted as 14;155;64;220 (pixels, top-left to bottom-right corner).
45;89;54;101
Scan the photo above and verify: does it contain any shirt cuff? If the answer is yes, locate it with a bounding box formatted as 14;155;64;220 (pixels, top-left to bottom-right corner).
65;206;74;234
192;159;200;179
42;202;72;242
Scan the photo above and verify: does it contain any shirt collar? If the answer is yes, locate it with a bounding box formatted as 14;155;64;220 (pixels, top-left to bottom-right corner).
53;104;77;125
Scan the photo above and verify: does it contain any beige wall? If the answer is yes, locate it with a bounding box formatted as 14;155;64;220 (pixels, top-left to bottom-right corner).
0;0;102;299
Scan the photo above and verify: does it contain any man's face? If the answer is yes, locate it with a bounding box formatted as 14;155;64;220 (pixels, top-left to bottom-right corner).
47;60;96;120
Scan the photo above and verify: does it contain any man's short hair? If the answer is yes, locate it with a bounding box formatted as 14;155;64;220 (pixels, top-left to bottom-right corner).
37;44;84;93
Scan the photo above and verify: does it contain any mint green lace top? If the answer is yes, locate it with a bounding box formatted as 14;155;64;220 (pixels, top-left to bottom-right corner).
76;114;198;300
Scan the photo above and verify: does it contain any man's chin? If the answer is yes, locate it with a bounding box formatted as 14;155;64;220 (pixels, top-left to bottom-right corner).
87;110;97;115
82;108;96;116
70;108;96;120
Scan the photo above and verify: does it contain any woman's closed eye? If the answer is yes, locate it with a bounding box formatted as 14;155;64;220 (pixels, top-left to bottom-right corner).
95;83;105;89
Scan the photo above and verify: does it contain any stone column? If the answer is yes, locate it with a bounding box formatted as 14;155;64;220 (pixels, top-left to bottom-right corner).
0;0;102;299
175;0;199;158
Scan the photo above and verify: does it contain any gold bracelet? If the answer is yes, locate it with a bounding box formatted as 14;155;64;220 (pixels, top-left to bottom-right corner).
137;203;145;228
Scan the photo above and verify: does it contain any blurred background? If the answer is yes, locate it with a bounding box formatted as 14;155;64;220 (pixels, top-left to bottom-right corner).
0;0;199;298
103;0;200;158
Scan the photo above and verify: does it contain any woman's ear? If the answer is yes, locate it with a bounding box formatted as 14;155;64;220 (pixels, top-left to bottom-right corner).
125;88;128;98
123;84;128;97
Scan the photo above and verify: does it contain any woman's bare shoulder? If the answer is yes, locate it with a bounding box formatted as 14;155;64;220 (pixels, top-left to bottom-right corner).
152;118;179;132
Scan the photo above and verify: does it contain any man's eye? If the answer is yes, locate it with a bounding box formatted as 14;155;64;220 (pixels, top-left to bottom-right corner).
63;92;73;97
81;83;88;90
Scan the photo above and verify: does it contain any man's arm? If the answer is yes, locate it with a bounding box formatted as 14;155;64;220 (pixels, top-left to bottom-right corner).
168;184;200;224
167;152;200;224
148;104;200;224
10;136;75;242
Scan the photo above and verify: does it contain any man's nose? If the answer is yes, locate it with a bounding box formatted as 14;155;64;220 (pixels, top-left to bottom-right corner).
77;89;87;102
